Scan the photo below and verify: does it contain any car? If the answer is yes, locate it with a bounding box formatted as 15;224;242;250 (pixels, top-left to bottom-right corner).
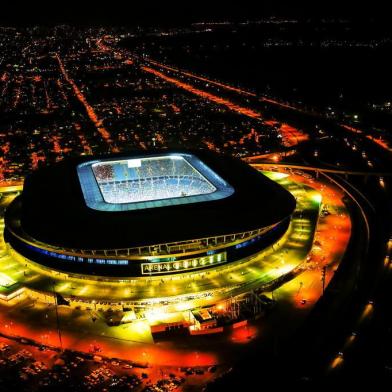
122;364;132;369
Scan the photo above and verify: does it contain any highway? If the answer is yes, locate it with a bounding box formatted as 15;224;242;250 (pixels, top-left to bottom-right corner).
248;161;392;177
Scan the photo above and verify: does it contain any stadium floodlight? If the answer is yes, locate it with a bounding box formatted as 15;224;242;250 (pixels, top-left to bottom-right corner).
127;159;142;168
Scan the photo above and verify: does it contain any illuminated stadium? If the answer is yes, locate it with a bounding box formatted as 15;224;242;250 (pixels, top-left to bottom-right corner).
2;150;305;319
78;154;234;211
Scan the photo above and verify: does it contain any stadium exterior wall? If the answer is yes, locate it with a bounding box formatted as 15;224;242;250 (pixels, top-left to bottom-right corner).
4;216;290;278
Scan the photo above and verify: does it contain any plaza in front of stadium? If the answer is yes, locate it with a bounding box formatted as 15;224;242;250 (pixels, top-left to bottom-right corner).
0;151;351;365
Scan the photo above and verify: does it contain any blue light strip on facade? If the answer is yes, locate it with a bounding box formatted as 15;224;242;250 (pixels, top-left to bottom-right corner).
235;235;262;249
25;244;129;265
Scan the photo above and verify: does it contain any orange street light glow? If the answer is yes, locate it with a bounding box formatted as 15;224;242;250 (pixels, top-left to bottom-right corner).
141;66;262;120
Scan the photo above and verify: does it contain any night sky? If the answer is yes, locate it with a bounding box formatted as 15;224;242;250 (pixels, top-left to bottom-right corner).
0;1;389;25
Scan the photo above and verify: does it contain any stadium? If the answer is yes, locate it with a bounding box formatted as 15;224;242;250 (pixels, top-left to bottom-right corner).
1;150;309;327
4;150;295;276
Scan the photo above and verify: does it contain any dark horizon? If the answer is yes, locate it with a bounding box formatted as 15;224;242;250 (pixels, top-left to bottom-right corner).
1;1;391;26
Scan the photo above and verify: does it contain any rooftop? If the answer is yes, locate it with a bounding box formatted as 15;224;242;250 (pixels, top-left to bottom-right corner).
12;150;296;249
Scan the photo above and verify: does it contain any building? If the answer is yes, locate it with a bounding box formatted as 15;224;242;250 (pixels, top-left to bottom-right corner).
3;150;296;316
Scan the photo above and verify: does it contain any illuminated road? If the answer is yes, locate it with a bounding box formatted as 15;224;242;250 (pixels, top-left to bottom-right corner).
96;38;309;148
268;171;351;310
100;36;392;157
141;66;262;119
55;54;119;153
247;161;392;177
135;50;392;155
140;65;308;148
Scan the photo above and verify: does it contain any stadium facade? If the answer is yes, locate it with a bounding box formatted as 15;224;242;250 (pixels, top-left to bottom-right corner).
1;150;303;332
4;151;295;281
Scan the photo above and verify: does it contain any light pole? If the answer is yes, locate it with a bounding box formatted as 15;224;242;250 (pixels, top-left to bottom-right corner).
51;280;63;352
297;281;303;296
321;266;327;295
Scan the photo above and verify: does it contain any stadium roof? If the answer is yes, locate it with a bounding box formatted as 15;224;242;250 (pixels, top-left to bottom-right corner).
12;150;296;249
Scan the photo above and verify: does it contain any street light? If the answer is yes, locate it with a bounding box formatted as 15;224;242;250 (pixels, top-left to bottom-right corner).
321;266;327;294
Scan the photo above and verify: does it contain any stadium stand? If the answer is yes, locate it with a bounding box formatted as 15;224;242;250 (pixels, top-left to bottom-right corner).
92;156;216;204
